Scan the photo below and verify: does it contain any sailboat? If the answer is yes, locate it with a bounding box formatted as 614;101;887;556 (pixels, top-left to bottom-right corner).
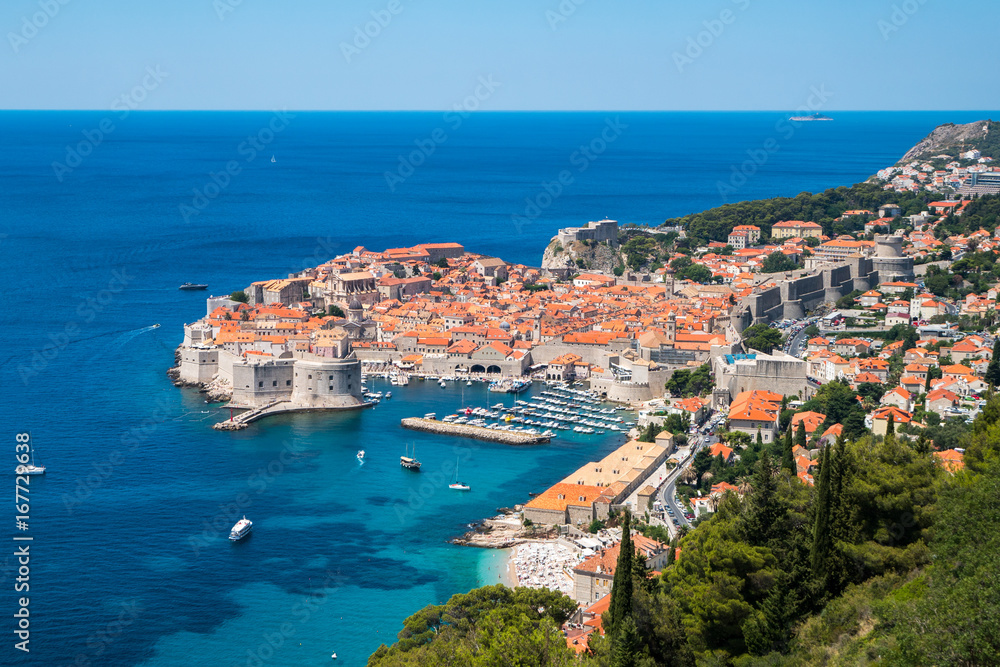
400;443;421;471
449;457;470;490
17;442;45;476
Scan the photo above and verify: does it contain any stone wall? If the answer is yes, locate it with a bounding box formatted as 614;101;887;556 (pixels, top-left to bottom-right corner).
231;358;295;407
179;347;219;384
732;258;879;332
291;356;363;408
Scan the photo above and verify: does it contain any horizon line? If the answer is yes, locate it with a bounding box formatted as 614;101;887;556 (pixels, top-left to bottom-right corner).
1;109;997;114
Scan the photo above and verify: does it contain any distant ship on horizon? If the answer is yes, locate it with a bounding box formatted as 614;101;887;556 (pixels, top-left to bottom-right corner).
789;113;833;121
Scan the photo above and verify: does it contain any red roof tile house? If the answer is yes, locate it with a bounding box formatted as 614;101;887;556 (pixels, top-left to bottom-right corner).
873;406;912;436
926;388;960;418
572;534;670;604
728;390;782;444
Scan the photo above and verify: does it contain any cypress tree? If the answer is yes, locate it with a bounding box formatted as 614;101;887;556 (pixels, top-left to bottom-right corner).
796;421;807;449
811;445;832;573
612;615;640;667
925;369;932;393
607;510;633;641
985;338;1000;387
782;426;794;471
886;412;895;436
756;429;763;445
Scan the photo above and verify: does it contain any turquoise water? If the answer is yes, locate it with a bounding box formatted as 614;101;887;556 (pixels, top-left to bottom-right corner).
3;110;996;665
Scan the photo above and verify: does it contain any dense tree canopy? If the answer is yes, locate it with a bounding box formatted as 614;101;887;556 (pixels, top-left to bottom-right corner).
742;324;783;354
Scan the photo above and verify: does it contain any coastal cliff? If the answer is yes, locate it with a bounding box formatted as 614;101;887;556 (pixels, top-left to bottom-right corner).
540;237;619;273
896;119;997;164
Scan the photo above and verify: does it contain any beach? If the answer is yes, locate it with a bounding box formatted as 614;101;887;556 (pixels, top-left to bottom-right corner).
508;539;584;595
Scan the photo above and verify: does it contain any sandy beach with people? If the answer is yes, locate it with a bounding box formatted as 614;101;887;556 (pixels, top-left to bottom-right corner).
507;540;583;595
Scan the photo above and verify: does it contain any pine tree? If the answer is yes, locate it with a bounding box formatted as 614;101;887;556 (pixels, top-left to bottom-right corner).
985;338;1000;387
607;510;633;641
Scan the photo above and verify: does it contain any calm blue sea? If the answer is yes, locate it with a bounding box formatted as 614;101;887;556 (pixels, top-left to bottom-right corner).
0;110;995;666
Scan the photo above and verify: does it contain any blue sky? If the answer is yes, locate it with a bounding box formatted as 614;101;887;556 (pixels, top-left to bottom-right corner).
4;0;998;110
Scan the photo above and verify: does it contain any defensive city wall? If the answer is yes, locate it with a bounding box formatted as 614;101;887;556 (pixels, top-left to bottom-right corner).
731;257;878;332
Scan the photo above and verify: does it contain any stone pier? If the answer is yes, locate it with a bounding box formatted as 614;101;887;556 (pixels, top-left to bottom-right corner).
401;418;552;445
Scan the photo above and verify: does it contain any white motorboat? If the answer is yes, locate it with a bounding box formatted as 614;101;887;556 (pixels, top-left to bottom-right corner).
357;450;365;462
229;515;252;541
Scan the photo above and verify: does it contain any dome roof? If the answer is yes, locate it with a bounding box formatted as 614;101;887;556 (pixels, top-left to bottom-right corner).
499;321;511;330
349;298;363;310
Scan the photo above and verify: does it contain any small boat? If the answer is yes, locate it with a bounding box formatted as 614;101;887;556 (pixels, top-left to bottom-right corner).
385;391;392;399
229;515;252;541
401;444;421;471
331;652;337;659
467;381;473;386
357;450;365;462
449;457;470;491
271;155;276;163
179;283;208;291
17;441;45;476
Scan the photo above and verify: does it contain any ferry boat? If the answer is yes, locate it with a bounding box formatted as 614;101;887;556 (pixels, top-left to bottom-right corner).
229;515;252;541
488;378;531;394
179;282;208;291
789;112;832;121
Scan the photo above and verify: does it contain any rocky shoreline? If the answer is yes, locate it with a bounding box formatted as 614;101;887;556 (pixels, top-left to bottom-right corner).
166;346;233;403
451;508;558;549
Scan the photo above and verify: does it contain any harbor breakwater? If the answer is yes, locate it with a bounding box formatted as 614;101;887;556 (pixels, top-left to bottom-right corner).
400;418;552;445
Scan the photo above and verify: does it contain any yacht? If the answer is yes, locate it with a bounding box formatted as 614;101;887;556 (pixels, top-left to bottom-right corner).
229;515;252;541
449;457;470;490
16;442;44;476
179;282;208;291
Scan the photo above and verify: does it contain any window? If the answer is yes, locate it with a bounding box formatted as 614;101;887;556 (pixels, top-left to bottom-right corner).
272;380;277;387
308;374;312;379
258;381;263;388
329;386;333;391
329;375;334;380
